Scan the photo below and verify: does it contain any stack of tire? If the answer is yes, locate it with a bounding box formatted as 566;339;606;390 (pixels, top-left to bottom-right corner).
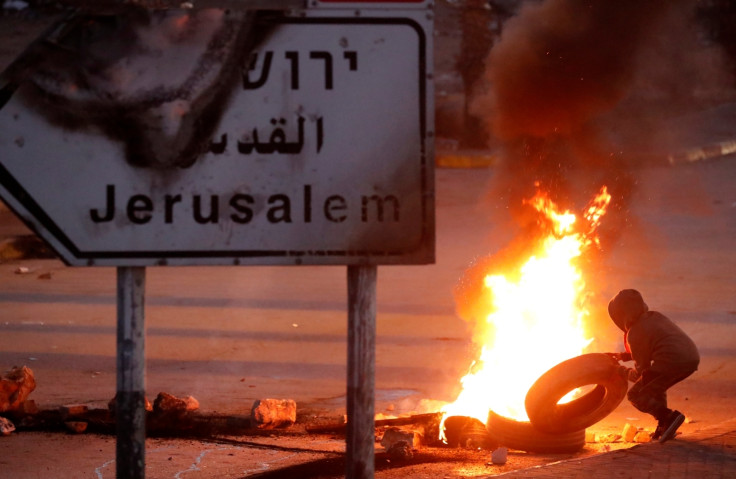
485;353;629;453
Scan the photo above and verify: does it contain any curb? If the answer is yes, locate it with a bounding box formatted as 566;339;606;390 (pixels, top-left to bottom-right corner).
668;139;736;165
436;150;499;168
0;235;55;261
493;418;736;478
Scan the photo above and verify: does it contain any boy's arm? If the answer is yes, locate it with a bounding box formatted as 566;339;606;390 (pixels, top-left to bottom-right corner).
627;329;652;373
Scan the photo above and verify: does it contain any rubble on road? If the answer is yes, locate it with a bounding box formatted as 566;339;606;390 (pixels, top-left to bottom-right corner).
251;398;296;429
597;433;622;443
380;426;422;450
152;392;199;416
0;366;36;413
60;404;88;420
64;421;88;434
622;423;637;442
0;416;15;436
491;446;508;465
386;440;414;460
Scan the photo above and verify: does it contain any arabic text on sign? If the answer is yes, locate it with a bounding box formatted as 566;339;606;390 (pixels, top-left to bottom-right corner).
209;116;323;155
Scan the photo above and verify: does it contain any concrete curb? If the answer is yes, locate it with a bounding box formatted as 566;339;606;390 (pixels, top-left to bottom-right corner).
668;139;736;165
492;418;736;478
0;235;55;261
436;150;499;168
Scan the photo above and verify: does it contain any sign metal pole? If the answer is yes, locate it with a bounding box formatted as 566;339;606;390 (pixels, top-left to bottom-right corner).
116;266;147;479
346;265;377;479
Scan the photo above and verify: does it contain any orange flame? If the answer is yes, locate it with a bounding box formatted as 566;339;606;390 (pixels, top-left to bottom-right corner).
441;186;611;437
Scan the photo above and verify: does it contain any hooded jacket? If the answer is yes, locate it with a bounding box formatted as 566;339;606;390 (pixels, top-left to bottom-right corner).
608;289;700;374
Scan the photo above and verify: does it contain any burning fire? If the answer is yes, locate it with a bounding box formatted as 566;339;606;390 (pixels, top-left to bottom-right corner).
441;186;611;435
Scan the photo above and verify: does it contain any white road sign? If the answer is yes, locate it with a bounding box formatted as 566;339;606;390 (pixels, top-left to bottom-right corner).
0;5;434;266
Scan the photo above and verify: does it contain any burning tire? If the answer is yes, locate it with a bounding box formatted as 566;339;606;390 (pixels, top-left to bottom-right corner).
524;353;628;434
486;411;585;454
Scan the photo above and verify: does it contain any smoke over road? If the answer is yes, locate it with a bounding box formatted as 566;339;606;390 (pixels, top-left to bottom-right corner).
455;0;734;343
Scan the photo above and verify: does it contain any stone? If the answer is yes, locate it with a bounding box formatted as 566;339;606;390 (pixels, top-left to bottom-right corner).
598;433;621;443
386;441;413;460
153;392;199;415
491;446;508;465
59;404;89;420
0;366;36;413
64;421;88;434
585;430;597;443
381;427;422;449
250;399;296;429
622;423;637;442
0;416;15;436
634;430;652;443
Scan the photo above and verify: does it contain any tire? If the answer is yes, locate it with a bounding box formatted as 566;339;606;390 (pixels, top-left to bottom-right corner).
524;353;629;434
486;411;585;454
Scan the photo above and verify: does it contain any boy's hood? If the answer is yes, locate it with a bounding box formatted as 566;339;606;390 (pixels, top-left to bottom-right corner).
608;289;649;331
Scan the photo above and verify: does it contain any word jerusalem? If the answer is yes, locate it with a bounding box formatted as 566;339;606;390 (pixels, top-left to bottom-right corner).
89;184;400;225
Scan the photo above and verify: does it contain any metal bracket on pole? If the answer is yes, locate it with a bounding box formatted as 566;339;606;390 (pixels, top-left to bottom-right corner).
346;265;377;479
116;266;147;479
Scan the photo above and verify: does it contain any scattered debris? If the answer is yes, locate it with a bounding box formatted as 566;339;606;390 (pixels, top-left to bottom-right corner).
60;404;89;420
305;412;441;443
381;427;422;449
0;416;15;436
585;430;597;443
622;423;637;442
153;392;199;415
386;440;413;460
37;272;53;280
597;433;621;443
13;266;30;274
0;366;36;413
251;398;296;429
491;446;508;465
634;430;652;443
0;236;55;261
64;421;88;434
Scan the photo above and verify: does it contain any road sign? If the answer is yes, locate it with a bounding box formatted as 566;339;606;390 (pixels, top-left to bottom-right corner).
0;5;434;266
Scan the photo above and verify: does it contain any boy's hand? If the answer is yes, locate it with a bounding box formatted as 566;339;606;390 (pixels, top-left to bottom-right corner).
616;366;640;382
605;352;623;362
605;352;632;362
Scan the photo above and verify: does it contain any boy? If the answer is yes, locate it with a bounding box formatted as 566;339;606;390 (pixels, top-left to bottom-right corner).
607;289;700;443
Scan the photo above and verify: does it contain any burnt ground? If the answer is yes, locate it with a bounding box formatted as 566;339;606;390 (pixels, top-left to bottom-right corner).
2;2;736;479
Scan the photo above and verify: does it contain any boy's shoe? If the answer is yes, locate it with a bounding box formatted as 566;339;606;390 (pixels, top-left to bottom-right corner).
658;410;686;443
651;422;666;441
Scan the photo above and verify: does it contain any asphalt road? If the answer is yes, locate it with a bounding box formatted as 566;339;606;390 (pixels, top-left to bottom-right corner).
2;131;736;478
1;152;735;424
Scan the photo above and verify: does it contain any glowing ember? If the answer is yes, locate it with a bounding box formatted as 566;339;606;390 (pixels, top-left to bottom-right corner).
441;186;611;437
